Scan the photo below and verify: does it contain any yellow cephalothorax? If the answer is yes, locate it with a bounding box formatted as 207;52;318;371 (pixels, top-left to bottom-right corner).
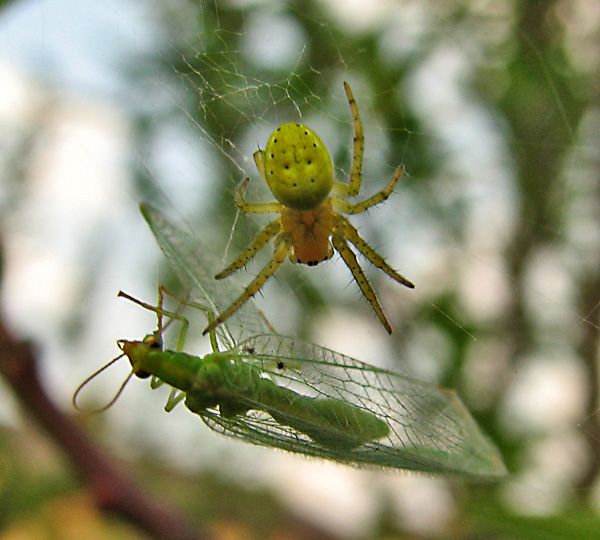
204;81;414;335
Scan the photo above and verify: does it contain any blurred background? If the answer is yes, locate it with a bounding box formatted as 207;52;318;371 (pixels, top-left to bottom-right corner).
1;0;600;538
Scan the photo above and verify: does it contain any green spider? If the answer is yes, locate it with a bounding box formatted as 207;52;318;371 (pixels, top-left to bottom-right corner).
205;82;414;335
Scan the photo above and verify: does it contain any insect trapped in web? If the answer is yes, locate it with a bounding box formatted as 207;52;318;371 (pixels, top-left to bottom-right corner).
72;205;505;477
73;280;505;478
205;81;414;335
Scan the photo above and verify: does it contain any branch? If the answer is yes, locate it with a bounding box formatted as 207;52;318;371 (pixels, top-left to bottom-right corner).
0;315;213;540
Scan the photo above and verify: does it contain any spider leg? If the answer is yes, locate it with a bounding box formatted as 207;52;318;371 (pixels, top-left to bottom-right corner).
215;218;281;279
332;81;364;198
159;287;223;352
336;215;414;288
331;164;405;215
331;224;392;334
203;235;292;335
234;177;283;214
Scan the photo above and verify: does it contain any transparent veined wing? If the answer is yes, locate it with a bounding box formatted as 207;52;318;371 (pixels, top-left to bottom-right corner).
139;203;506;478
140;202;272;350
194;334;506;478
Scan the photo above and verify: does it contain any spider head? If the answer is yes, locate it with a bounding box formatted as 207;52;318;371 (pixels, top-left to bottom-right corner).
256;123;334;211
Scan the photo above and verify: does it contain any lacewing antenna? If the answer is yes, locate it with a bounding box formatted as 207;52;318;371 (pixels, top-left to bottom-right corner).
72;352;134;413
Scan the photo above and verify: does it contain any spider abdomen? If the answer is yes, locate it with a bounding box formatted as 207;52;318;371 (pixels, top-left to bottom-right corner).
281;200;334;266
262;123;334;211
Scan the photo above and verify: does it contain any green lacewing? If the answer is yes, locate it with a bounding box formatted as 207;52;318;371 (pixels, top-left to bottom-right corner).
74;204;506;478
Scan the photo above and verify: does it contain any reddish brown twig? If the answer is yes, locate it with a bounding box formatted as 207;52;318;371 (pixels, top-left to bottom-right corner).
0;316;213;540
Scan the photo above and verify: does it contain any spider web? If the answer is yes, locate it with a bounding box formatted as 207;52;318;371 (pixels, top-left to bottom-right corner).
132;2;600;530
1;0;600;537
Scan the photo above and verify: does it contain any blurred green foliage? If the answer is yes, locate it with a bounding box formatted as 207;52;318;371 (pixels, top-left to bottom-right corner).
1;0;599;538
